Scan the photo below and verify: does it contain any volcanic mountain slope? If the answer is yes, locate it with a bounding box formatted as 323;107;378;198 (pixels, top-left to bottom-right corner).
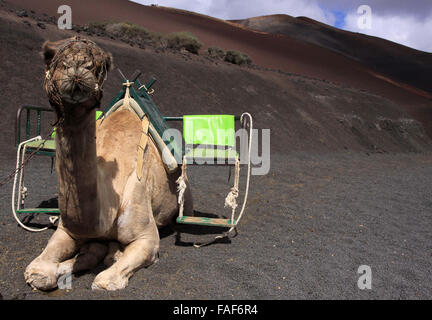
231;14;432;96
6;0;432;104
0;3;431;156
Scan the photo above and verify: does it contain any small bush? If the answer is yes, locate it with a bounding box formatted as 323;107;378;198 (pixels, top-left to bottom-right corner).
87;21;163;48
164;32;203;54
208;46;226;59
105;22;151;40
87;21;110;31
224;50;252;65
85;22;204;54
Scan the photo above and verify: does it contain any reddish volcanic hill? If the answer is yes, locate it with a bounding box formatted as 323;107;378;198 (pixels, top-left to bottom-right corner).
0;0;432;148
7;0;432;102
231;14;432;96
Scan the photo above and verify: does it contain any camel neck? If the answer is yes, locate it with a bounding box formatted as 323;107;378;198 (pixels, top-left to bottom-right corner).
55;109;100;233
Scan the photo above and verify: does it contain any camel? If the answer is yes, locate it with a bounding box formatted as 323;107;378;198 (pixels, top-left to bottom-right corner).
24;36;193;291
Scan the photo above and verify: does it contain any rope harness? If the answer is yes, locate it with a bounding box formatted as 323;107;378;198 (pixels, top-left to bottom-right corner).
44;37;109;113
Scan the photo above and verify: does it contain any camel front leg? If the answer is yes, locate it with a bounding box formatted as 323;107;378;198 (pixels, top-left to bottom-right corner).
92;222;159;291
24;227;80;290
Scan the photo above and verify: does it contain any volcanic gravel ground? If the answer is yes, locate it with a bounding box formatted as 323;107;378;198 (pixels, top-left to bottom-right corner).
0;151;431;299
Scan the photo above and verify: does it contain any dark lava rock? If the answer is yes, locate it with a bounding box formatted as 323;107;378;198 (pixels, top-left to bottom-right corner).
37;22;46;29
16;10;28;17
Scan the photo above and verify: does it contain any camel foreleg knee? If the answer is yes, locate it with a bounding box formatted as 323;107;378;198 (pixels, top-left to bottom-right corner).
58;242;108;275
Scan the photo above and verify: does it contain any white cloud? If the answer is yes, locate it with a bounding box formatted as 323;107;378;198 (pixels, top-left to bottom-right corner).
344;11;432;52
132;0;336;24
135;0;213;16
131;0;432;53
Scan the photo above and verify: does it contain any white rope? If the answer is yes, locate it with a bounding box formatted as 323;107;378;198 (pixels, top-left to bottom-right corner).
176;156;188;218
17;142;28;210
224;158;240;223
193;113;253;248
177;177;187;205
12;137;51;232
228;112;253;231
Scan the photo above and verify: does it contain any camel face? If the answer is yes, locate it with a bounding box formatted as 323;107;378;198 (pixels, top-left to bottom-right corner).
43;37;113;114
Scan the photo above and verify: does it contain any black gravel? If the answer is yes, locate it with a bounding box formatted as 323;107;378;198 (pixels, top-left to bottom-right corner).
0;150;431;299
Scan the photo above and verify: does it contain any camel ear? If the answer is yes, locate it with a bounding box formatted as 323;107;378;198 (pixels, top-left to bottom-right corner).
104;52;114;72
41;41;58;67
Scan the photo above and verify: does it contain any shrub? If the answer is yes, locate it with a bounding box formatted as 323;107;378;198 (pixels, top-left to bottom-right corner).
224;50;252;65
105;22;151;40
208;46;226;59
87;21;163;48
87;21;109;32
164;32;203;54
85;22;204;54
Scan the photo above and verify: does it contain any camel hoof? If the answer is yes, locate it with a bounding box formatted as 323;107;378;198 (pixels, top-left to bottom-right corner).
24;270;57;291
91;270;128;291
24;260;59;291
25;273;56;291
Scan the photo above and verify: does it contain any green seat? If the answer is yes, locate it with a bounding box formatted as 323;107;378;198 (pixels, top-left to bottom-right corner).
25;139;56;151
183;115;238;164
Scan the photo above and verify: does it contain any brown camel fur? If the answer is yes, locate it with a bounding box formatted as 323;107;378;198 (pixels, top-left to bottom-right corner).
24;37;193;291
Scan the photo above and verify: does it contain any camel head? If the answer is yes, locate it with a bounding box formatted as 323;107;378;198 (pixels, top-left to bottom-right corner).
42;36;113;119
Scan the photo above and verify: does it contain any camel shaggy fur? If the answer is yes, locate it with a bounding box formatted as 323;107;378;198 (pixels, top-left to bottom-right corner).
24;37;193;291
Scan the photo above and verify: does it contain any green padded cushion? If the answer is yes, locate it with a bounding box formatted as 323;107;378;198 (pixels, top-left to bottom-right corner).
183;115;235;147
51;111;103;138
25;139;56;151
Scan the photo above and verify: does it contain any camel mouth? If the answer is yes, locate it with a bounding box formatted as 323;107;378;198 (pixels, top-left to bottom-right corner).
51;64;98;104
43;37;112;108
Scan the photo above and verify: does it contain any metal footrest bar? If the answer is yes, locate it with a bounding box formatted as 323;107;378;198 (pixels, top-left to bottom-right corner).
176;216;236;228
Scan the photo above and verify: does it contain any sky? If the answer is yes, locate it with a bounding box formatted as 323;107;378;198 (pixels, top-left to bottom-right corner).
131;0;432;53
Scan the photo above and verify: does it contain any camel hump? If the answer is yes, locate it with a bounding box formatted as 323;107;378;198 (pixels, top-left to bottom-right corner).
96;109;142;159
